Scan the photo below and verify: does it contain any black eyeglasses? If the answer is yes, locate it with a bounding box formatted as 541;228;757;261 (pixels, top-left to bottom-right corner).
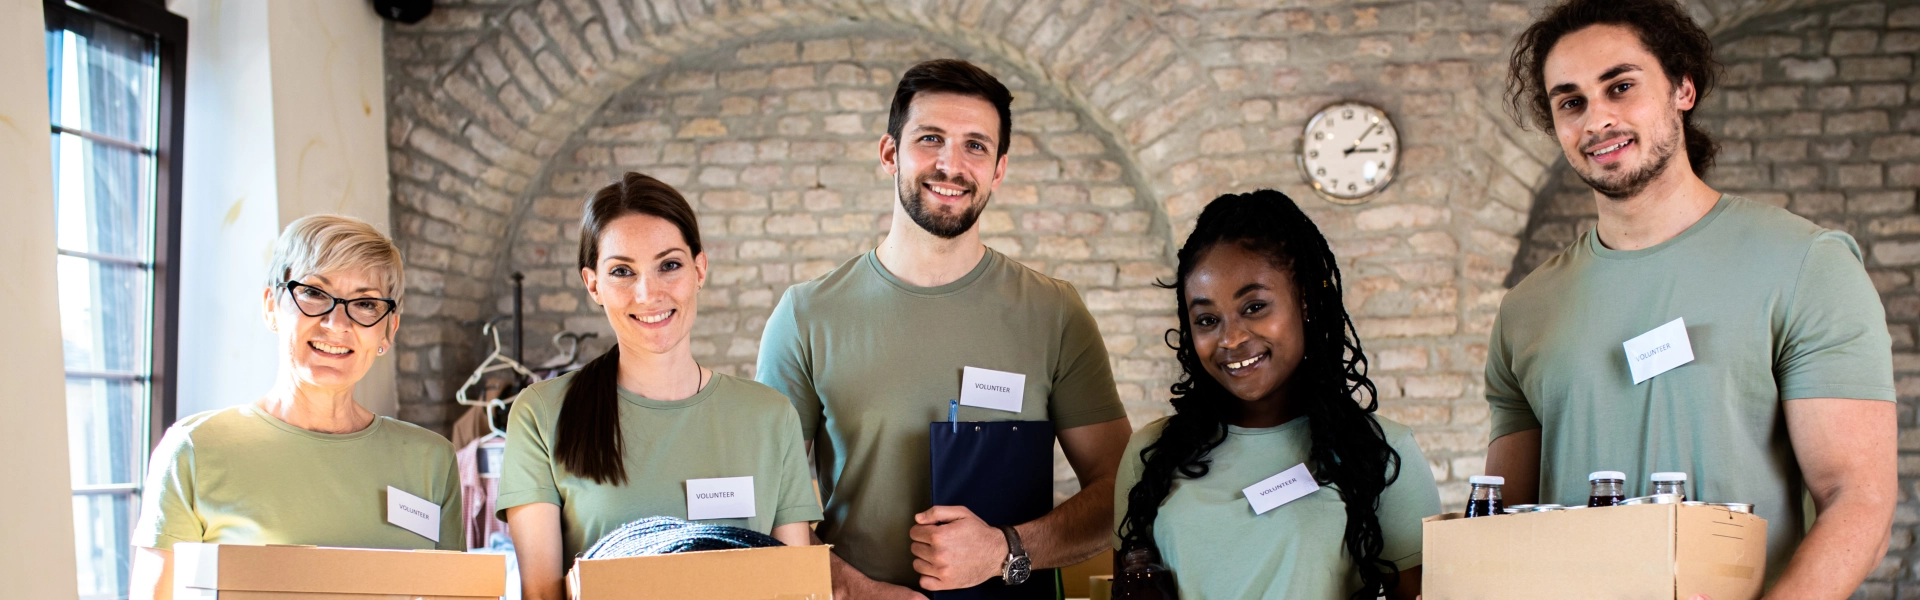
281;281;397;327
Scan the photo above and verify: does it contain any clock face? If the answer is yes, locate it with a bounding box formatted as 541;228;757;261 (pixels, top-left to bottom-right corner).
1299;102;1399;203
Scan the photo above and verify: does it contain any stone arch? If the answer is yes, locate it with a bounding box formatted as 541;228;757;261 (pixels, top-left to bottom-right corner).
385;0;1222;426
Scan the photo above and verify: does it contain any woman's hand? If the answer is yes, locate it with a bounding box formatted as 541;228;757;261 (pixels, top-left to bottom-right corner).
505;503;566;600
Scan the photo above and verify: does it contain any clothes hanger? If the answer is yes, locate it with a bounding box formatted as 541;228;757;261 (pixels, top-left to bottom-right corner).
454;317;536;406
535;331;599;372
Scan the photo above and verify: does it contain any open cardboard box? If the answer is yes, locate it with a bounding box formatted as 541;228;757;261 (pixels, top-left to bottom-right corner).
566;545;831;600
1422;503;1767;600
172;543;506;599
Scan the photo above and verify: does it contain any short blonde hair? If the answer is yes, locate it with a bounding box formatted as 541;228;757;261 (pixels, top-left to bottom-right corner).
267;215;405;305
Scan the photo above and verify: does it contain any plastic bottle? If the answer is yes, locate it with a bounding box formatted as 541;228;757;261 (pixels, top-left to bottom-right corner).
1588;471;1626;507
1113;548;1179;599
1650;472;1689;501
1465;475;1505;518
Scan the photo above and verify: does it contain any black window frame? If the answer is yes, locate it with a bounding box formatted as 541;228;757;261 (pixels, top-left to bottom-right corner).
44;0;186;447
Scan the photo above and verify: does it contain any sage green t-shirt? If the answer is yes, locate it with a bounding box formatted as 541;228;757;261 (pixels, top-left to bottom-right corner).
133;405;463;551
495;371;821;566
1486;195;1895;581
1112;416;1440;600
756;248;1130;586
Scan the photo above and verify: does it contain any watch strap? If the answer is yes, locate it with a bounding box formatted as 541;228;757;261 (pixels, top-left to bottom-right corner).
999;525;1024;557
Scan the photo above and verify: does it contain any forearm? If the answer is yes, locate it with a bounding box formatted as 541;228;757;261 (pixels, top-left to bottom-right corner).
1764;492;1893;599
1014;473;1115;569
1483;429;1542;505
130;547;171;600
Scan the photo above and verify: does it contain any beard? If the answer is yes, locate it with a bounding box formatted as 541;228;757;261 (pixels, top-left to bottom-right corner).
1572;119;1682;200
898;170;989;239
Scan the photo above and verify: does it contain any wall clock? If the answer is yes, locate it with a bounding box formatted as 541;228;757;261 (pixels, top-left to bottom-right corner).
1298;101;1399;204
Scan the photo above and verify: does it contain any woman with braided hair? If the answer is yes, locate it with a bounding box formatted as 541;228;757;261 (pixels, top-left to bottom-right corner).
1112;190;1441;600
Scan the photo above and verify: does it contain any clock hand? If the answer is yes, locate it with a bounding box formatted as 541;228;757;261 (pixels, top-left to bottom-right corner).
1347;148;1380;154
1344;125;1381;156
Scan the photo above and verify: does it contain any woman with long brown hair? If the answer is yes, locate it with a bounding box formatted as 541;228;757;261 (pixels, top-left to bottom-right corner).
498;172;820;600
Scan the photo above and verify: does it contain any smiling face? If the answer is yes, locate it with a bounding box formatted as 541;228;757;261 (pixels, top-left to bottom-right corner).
263;268;397;393
880;91;1009;239
1544;24;1695;200
1185;243;1307;409
582;213;708;356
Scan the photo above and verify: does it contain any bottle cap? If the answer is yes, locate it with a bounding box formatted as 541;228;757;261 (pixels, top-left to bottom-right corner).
1469;475;1505;485
1588;471;1626;481
1650;472;1688;482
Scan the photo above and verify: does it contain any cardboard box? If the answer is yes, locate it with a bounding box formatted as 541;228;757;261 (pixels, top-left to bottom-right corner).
172;543;506;599
566;545;831;600
1422;504;1767;600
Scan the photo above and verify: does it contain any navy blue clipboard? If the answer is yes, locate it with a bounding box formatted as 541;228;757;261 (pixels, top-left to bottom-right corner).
927;420;1061;600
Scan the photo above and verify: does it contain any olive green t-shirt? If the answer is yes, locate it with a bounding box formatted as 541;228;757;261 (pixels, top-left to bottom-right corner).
132;405;463;551
495;371;821;567
1112;416;1440;600
1486;195;1895;582
756;248;1129;586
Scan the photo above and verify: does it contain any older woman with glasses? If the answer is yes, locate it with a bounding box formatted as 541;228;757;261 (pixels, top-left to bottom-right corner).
129;215;462;600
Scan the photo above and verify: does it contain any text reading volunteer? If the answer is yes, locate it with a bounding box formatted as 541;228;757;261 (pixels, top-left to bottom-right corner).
129;215;462;600
499;173;821;600
757;59;1131;597
1114;191;1440;600
1486;0;1897;597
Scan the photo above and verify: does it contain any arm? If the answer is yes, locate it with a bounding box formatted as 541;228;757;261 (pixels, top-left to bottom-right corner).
505;503;566;600
1483;428;1542;506
910;417;1131;590
1763;398;1896;599
130;547;171;600
814;530;929;600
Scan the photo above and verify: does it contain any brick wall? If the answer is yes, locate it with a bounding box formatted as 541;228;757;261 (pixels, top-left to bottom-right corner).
381;1;1907;588
1508;2;1920;595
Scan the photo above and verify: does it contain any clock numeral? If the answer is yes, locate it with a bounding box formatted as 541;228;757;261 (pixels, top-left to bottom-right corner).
1308;150;1318;159
1342;109;1353;119
1314;132;1325;140
1348;183;1358;192
1383;143;1391;151
1316;168;1325;176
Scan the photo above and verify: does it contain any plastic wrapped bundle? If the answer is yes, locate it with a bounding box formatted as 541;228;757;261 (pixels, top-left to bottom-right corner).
580;516;784;559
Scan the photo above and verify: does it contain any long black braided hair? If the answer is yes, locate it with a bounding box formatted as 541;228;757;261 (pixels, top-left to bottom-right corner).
1117;190;1402;599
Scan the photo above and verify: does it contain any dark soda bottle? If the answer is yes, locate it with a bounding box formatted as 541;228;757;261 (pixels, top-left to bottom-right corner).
1113;548;1179;599
1588;471;1625;507
1465;475;1505;518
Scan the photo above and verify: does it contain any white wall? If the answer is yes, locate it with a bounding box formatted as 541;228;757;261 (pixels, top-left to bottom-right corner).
169;0;394;419
0;0;82;597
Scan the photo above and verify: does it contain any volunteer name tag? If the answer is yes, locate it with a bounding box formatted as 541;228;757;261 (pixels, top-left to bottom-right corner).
1242;463;1320;515
1623;318;1695;384
385;486;441;542
959;366;1026;413
686;476;756;521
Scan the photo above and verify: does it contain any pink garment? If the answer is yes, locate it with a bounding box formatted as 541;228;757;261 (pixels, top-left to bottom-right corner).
457;436;510;549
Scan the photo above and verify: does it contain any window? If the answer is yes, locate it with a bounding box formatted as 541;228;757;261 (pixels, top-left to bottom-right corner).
44;1;184;598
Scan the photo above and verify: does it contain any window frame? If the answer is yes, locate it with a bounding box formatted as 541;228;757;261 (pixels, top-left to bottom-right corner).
44;0;186;449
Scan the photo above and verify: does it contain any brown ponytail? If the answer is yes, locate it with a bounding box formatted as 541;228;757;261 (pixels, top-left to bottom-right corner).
553;172;703;485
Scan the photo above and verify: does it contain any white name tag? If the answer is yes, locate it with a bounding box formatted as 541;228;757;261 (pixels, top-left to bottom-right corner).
386;486;441;542
959;366;1026;413
1242;463;1320;515
686;476;756;521
1623;318;1695;384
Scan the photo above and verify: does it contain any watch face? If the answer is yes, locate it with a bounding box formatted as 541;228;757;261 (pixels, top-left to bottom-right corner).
1299;101;1399;204
1005;554;1032;584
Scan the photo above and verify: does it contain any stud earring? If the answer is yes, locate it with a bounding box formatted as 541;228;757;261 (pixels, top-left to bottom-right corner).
378;347;387;355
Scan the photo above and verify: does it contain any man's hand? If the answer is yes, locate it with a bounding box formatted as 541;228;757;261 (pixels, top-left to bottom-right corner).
909;505;1008;590
834;568;930;600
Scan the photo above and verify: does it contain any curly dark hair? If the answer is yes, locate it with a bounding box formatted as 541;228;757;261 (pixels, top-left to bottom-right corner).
1118;190;1401;600
1506;0;1721;176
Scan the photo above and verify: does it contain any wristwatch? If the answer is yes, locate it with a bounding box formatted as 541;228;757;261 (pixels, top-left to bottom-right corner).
999;525;1031;585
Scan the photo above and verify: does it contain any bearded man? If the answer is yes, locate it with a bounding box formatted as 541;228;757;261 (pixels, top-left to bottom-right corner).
757;59;1131;599
1484;1;1897;597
